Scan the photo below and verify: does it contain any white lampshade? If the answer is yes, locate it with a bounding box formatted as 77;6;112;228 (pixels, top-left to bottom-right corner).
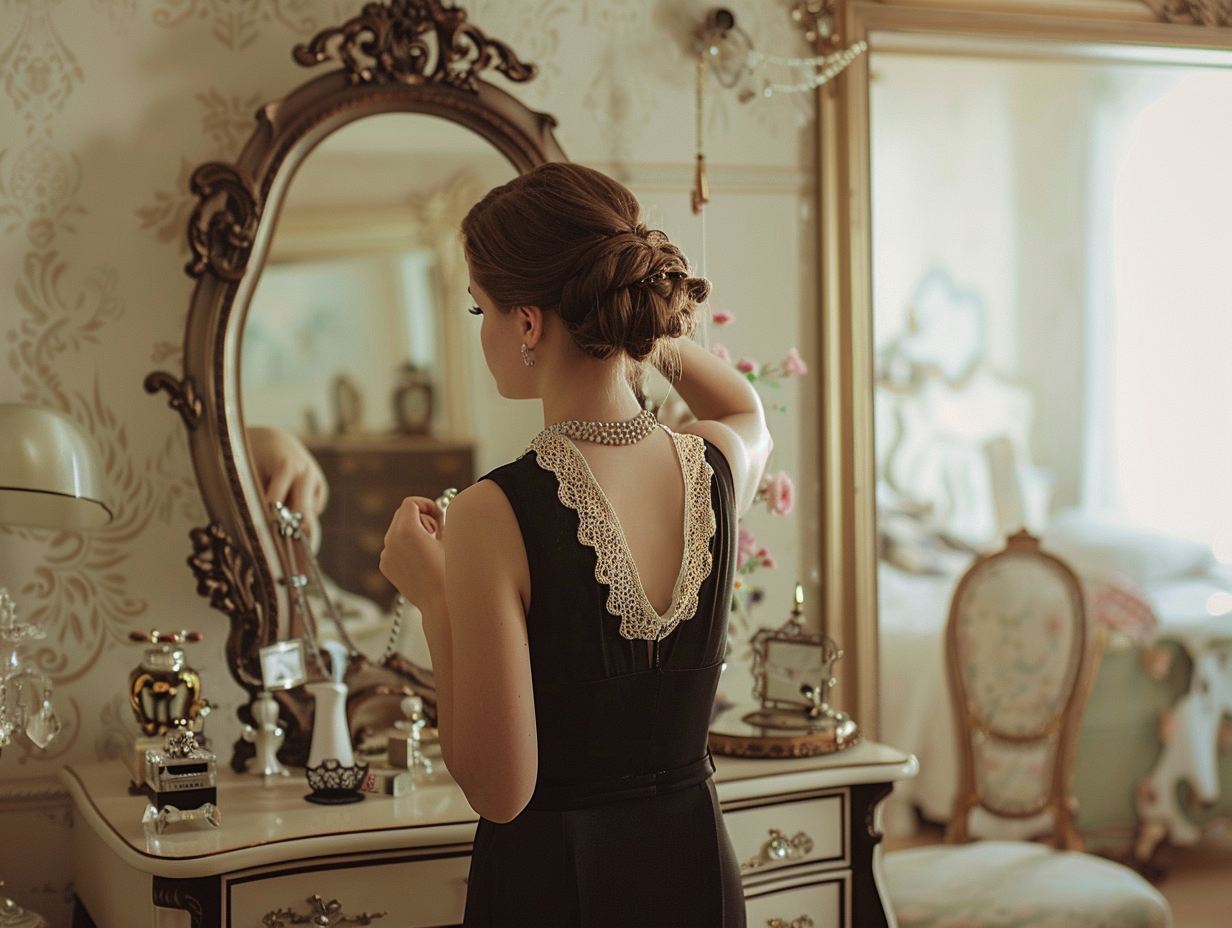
0;403;112;531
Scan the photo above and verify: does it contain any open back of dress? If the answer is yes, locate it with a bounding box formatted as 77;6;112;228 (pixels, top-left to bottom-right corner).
463;431;745;928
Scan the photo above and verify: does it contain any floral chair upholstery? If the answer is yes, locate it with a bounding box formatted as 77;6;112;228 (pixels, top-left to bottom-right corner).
885;531;1172;928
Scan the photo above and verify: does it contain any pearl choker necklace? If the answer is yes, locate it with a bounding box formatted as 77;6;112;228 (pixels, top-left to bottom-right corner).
543;409;658;445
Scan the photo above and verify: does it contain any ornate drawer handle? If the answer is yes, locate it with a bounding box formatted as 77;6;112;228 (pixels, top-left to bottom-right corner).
741;828;815;872
767;917;814;928
263;894;388;927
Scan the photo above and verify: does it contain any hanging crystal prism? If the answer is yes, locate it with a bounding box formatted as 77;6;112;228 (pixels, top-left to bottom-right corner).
0;589;57;754
24;685;60;750
0;681;12;752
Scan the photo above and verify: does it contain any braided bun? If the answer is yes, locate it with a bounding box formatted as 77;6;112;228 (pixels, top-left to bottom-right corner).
462;163;709;363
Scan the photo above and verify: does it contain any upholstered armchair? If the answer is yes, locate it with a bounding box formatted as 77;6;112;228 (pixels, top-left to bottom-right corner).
884;530;1171;928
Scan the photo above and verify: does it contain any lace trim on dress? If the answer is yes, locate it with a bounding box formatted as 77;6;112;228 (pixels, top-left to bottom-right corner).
525;428;717;642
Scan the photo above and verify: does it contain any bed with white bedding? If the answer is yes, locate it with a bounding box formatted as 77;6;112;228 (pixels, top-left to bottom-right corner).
875;364;1232;847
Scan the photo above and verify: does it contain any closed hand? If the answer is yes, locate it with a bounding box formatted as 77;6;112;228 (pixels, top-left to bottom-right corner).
380;496;446;611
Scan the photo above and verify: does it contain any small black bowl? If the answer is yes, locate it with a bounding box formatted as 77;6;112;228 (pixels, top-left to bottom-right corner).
304;758;368;805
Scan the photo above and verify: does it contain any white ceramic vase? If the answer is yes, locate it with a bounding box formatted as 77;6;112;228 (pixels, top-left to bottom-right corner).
305;681;354;768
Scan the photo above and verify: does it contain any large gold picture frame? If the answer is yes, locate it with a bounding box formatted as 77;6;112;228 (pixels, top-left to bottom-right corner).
813;0;1232;736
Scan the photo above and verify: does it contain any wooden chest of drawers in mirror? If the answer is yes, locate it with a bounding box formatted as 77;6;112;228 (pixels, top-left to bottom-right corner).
303;435;473;611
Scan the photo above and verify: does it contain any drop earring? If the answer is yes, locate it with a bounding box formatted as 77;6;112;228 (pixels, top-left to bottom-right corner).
521;344;535;367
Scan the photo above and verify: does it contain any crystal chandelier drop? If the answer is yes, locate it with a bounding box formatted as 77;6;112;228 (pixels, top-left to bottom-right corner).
0;589;60;757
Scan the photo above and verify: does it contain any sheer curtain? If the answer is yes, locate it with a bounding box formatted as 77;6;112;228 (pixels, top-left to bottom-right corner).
1083;69;1232;552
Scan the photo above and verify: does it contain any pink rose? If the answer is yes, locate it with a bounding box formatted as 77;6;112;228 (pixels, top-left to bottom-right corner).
736;358;758;374
711;309;735;325
783;347;809;376
711;343;732;363
762;470;794;516
760;552;778;570
737;528;758;570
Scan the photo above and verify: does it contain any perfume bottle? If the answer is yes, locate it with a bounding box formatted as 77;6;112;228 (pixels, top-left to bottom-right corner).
128;629;207;737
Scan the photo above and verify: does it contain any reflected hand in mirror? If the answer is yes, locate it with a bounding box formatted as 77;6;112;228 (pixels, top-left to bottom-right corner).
247;425;329;552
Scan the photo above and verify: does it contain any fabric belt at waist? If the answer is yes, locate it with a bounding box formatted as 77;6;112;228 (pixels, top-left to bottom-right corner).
526;752;716;812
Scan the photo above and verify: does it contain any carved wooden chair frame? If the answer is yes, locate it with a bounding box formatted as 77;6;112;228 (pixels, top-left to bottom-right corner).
145;0;566;769
945;529;1099;850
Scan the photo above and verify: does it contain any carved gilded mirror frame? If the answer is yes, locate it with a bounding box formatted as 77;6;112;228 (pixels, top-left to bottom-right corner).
145;0;566;769
813;0;1232;736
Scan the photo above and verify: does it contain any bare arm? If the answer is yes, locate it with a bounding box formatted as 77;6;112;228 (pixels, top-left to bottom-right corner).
382;483;537;823
441;482;537;821
662;336;772;512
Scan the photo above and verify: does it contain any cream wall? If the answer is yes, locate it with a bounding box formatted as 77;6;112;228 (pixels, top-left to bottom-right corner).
0;2;817;923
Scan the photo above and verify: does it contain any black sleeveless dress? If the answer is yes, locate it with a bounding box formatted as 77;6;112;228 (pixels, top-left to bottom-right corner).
462;428;746;928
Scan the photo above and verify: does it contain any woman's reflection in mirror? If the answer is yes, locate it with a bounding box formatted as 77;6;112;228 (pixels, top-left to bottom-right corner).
379;163;769;926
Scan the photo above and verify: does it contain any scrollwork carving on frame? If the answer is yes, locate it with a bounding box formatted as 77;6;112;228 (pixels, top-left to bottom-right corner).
292;0;537;92
185;161;260;281
151;0;565;769
1143;0;1232;26
144;371;203;430
187;523;264;689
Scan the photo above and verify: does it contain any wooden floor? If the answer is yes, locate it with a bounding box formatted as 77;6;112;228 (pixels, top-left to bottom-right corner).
883;824;1232;928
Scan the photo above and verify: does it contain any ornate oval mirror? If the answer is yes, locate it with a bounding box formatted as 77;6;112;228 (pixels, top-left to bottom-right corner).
145;0;565;770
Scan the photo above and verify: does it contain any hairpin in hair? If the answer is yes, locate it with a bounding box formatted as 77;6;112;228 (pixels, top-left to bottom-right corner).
643;229;669;247
637;267;688;288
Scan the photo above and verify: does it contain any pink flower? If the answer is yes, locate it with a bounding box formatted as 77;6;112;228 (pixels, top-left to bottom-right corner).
759;551;778;570
737;528;758;570
761;471;794;516
783;347;809;376
710;343;732;363
711;309;735;325
736;358;758;374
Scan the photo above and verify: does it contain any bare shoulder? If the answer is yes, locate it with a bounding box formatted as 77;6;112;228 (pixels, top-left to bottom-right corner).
447;478;514;522
677;419;749;483
443;479;529;603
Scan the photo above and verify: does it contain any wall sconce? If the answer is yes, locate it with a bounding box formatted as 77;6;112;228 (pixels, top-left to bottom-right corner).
790;0;838;47
690;7;867;213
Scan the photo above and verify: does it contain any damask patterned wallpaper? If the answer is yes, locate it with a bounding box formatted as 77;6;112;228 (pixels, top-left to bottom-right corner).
0;1;815;921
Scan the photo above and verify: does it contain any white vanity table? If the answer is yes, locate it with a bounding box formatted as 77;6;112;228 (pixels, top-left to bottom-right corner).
64;742;916;928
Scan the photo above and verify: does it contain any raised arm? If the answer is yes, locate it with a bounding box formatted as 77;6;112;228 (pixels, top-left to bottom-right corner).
662;336;772;513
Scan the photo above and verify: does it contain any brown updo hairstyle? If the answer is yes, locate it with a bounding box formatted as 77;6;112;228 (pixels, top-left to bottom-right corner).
461;162;711;365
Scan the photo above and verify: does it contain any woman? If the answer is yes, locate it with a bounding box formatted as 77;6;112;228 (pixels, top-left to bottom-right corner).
380;162;771;927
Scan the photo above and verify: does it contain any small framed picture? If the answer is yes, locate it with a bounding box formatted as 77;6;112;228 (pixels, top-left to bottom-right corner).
762;639;828;709
259;639;308;691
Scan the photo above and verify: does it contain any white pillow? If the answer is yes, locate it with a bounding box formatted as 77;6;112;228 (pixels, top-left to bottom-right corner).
1042;510;1214;585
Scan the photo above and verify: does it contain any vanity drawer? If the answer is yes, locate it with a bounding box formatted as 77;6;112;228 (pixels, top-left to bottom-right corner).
725;791;847;876
745;874;847;928
225;850;470;928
